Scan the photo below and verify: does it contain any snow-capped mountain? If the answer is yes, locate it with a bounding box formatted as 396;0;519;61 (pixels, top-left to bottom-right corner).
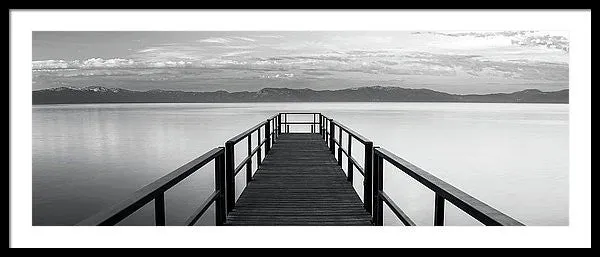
32;86;569;105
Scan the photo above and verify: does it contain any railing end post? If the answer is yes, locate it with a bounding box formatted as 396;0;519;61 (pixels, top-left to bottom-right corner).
434;193;445;226
347;137;353;183
265;119;271;153
225;141;235;212
215;150;226;226
372;147;383;226
329;120;335;154
363;141;374;215
154;192;166;226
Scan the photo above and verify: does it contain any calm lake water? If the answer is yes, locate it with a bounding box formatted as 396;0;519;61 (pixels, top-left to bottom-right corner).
32;103;569;226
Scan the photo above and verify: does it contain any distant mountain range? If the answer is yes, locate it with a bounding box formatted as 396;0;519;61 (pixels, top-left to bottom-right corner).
32;86;569;104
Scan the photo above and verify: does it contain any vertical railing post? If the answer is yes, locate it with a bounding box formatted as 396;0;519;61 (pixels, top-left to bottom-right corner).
322;116;325;139
324;115;327;139
274;118;277;141
277;113;281;136
317;114;320;136
316;113;318;133
324;117;327;140
337;127;343;167
325;117;329;141
373;149;384;226
215;152;226;226
311;114;314;133
329;120;335;154
326;118;329;143
434;193;445;226
275;117;278;140
154;192;166;226
225;141;235;212
320;114;324;139
284;113;286;133
363;141;373;215
372;152;379;225
285;114;289;133
265;120;271;154
246;134;252;185
347;135;353;183
314;113;317;133
257;127;262;166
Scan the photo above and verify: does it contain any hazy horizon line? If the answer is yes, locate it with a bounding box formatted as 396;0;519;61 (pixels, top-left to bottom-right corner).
33;85;569;95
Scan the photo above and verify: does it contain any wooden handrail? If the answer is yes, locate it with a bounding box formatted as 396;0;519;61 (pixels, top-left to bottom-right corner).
279;121;319;125
327;121;371;178
224;114;284;211
185;191;220;226
324;117;373;214
77;147;225;226
331;120;370;144
234;137;269;176
278;112;321;115
379;191;416;226
228;121;267;144
373;147;524;226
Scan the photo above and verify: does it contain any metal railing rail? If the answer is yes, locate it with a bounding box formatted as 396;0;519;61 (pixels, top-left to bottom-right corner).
323;116;374;214
224;114;278;212
77;147;226;226
372;147;524;226
277;112;321;134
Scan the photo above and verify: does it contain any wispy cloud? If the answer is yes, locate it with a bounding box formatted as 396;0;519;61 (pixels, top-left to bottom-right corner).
137;48;159;53
222;51;254;57
232;36;256;42
32;31;569;93
212;45;257;50
33;60;71;69
376;60;399;66
346;50;396;58
198;37;231;44
412;31;533;38
198;36;258;44
255;35;284;39
303;70;334;76
398;52;568;80
511;34;569;52
413;31;569;52
33;49;568;83
33;58;192;70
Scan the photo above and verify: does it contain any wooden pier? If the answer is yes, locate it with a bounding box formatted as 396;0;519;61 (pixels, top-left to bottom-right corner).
78;112;523;226
227;133;371;225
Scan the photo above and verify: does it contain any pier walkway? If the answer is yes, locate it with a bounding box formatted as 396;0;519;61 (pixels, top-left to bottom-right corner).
227;133;371;225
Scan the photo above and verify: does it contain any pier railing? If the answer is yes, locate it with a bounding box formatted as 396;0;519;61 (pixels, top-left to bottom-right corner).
77;147;226;226
322;115;374;214
224;114;278;211
321;115;523;226
278;112;321;133
78;111;523;226
372;148;524;226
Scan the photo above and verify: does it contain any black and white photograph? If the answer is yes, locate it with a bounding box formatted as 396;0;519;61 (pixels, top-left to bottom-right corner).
10;10;591;248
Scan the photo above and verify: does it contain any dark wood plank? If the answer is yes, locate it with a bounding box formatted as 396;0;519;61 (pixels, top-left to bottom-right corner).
226;133;372;226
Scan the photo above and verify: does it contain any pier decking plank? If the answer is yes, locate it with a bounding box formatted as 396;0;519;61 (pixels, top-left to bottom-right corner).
226;133;372;226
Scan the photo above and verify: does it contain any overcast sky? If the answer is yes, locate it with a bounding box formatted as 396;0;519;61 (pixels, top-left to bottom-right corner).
32;31;569;94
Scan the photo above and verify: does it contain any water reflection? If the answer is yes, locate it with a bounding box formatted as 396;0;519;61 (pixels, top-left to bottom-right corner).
33;103;568;226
